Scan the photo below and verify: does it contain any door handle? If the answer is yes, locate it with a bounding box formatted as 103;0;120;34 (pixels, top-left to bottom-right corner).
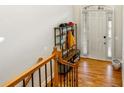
104;42;106;45
103;36;106;39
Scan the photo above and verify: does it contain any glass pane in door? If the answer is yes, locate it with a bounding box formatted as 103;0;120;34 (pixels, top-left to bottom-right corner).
107;17;112;58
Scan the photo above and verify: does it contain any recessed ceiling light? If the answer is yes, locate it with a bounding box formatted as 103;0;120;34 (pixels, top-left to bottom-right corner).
0;37;5;43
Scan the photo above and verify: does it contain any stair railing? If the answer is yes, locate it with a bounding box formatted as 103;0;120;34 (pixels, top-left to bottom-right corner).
2;47;79;87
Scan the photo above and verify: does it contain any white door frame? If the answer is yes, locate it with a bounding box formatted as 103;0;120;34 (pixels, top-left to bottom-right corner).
81;6;115;61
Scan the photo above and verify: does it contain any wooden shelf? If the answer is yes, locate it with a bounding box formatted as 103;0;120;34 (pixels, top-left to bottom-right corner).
63;49;80;61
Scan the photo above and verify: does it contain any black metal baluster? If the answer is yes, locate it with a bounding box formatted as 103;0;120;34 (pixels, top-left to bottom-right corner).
71;68;72;87
76;67;78;87
39;68;41;87
69;67;71;87
72;68;74;87
67;65;69;87
31;73;34;87
64;65;65;87
68;60;70;87
60;64;62;87
45;64;47;87
50;60;53;87
74;67;76;87
23;79;26;87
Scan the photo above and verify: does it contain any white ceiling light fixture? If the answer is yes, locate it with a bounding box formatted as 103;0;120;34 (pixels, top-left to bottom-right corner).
0;37;5;43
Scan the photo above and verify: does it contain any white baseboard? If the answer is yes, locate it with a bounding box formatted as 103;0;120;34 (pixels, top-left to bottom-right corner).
80;56;112;62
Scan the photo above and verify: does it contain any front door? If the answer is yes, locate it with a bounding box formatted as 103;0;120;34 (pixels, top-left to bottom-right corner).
87;12;107;60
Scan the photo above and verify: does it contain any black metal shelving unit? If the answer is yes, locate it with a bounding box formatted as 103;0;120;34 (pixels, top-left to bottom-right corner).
54;24;80;74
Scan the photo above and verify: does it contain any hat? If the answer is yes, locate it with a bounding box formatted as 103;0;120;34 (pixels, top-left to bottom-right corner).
68;22;75;26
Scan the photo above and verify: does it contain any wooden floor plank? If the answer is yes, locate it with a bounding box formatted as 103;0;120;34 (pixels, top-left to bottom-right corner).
78;58;122;87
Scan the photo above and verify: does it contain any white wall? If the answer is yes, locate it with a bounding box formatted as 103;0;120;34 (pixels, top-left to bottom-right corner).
114;5;123;60
0;5;74;85
73;5;123;60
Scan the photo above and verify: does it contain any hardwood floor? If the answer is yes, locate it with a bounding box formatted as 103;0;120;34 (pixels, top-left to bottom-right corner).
78;58;122;87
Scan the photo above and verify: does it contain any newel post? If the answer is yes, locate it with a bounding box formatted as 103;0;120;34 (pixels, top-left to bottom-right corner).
52;47;59;87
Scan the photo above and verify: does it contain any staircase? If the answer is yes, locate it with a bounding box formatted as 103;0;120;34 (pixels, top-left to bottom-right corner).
2;48;79;87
